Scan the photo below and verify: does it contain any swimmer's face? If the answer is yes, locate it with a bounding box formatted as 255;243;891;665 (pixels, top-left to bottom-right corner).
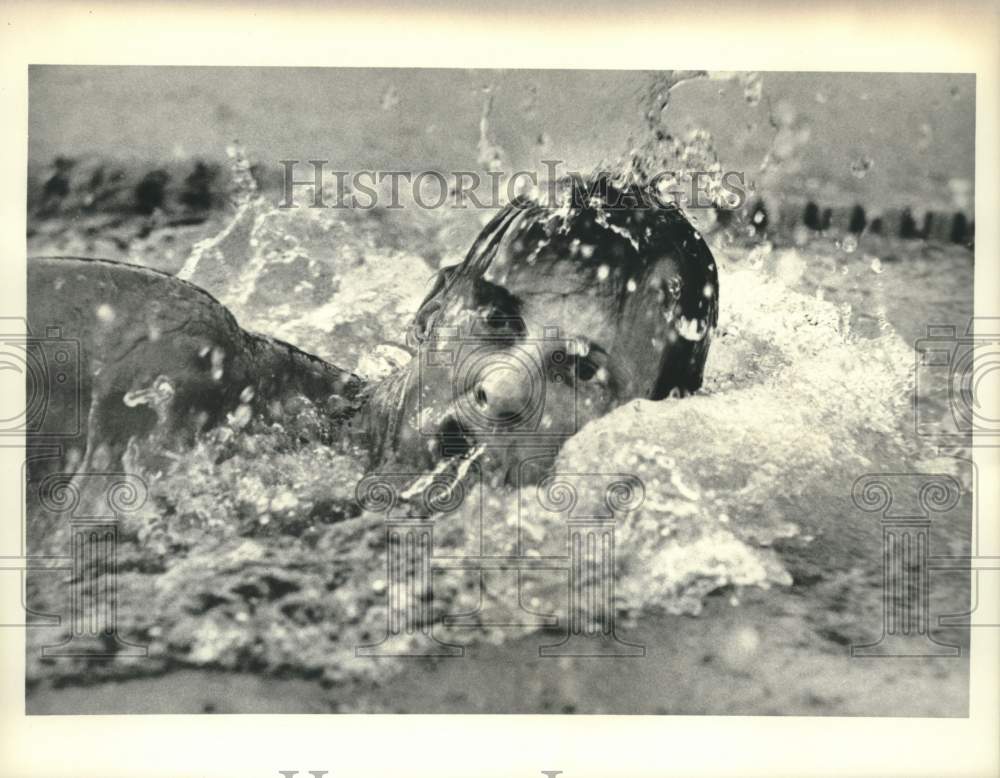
389;232;692;483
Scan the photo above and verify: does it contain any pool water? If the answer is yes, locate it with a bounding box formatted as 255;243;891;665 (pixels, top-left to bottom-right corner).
25;193;974;714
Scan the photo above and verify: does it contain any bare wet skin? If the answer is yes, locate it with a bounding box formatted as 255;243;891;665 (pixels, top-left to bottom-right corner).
376;193;717;482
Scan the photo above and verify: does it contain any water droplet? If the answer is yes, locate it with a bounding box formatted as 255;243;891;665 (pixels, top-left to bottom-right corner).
231;403;252;429
869;256;883;274
665;275;682;298
626;278;638;293
123;387;152;408
850;156;874;179
96;304;115;324
677;316;708;342
841;234;858;254
739;72;763;106
570;337;590;356
596;264;610;281
211;347;225;381
381;85;400;111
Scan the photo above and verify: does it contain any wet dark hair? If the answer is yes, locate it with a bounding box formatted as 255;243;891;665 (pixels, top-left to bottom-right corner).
413;173;719;399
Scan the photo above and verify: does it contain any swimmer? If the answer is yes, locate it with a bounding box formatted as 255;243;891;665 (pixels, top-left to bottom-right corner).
27;257;363;477
27;173;718;483
364;173;719;481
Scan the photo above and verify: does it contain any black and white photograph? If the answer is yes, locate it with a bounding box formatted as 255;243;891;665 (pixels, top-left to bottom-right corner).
18;63;981;715
1;2;998;776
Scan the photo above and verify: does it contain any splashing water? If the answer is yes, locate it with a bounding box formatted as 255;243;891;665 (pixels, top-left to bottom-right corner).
851;155;875;179
24;75;967;692
26;174;956;691
476;86;506;174
738;72;764;106
641;70;710;127
400;443;487;502
179;191;436;379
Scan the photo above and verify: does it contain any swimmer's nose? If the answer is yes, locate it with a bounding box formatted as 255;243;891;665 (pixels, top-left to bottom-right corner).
473;362;534;426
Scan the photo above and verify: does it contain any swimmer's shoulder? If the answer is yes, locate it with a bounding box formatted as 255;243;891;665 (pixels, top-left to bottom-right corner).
28;255;231;310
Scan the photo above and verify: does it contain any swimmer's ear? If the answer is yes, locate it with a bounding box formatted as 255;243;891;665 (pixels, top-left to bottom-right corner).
410;265;457;344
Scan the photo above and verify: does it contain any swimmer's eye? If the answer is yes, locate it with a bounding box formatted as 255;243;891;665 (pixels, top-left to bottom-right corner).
549;351;602;383
576;356;599;382
472;279;524;338
483;307;526;337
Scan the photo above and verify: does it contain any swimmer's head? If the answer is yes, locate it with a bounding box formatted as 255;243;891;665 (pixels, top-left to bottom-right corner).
372;173;719;482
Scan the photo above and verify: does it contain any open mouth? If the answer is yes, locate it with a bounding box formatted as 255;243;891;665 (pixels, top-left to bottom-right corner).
401;416;486;504
436;415;477;460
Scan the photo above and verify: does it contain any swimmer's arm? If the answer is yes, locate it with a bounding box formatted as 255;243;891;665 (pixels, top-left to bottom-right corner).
243;331;365;415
